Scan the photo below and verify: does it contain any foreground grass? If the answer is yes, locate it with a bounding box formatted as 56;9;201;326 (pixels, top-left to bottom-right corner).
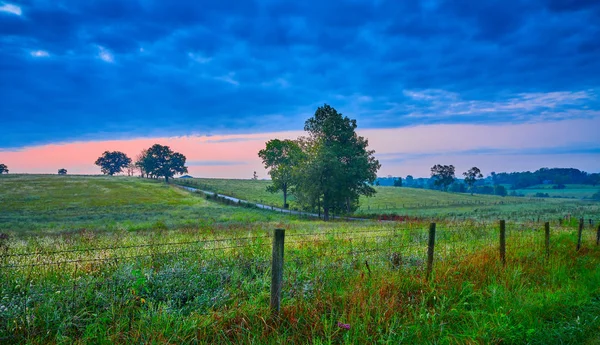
0;175;288;234
1;220;600;344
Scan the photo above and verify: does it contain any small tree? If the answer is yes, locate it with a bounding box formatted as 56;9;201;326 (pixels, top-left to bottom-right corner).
58;168;67;175
135;149;150;178
258;139;303;208
94;151;132;176
463;167;483;194
252;171;258;180
141;144;188;183
431;164;455;191
393;177;402;187
126;163;137;177
0;164;8;174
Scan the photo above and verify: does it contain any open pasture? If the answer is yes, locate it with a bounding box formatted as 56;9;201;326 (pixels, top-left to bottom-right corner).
0;175;283;235
1;175;600;343
177;178;600;221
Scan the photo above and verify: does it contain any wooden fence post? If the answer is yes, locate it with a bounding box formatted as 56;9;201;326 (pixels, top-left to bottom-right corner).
270;229;285;317
499;220;506;266
577;218;583;251
545;222;550;259
426;223;436;279
596;224;600;246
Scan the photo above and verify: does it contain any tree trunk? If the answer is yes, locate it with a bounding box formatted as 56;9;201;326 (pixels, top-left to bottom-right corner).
283;185;287;209
318;198;321;219
165;176;169;183
323;206;330;221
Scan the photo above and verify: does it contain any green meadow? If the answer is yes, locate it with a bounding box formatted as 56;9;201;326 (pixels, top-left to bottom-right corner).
510;184;599;199
0;175;282;235
1;175;600;344
177;178;599;221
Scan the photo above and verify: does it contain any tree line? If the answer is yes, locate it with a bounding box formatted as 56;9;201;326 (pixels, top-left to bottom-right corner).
94;144;188;183
492;168;600;189
259;104;380;221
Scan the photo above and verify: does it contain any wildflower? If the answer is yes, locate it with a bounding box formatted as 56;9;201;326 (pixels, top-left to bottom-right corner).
338;322;350;330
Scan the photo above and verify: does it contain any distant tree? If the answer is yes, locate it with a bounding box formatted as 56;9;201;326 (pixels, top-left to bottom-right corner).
405;175;414;186
430;164;455;191
0;164;8;174
463;167;483;194
449;182;466;193
258;139;303;209
490;171;497;185
393;177;402;187
494;185;507;197
588;173;600;186
58;168;67;175
94;151;132;176
135;149;150;178
140;144;188;183
252;171;258;180
592;190;600;201
375;180;380;186
126;163;137;177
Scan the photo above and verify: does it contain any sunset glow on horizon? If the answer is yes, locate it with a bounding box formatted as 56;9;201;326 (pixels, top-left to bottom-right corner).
2;117;599;178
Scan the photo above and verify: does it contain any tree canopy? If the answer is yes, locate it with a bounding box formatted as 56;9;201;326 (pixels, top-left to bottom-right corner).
296;104;380;220
431;164;456;191
138;144;188;183
463;167;483;194
258;139;303;208
94;151;132;176
0;164;8;174
58;168;67;175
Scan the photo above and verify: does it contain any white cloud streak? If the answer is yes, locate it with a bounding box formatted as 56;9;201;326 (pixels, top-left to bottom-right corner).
0;3;21;16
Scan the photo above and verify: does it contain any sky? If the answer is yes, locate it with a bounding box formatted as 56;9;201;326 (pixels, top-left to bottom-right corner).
1;0;599;178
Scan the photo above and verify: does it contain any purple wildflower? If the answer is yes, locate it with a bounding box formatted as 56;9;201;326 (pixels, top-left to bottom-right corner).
338;322;351;330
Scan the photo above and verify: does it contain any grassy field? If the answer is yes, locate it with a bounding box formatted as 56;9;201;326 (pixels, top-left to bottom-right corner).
2;175;600;344
510;184;600;199
0;175;287;235
176;178;600;221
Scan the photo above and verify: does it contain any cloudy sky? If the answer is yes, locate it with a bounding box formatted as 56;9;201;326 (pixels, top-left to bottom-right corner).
1;0;599;177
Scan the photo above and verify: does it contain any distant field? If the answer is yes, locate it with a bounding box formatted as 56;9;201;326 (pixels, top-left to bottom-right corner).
356;186;600;221
509;184;599;199
177;178;600;221
0;175;285;234
177;177;285;206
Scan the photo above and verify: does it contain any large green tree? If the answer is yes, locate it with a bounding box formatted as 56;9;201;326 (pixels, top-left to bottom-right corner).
140;144;188;183
0;164;8;174
298;104;380;220
431;164;455;191
94;151;132;176
258;139;303;208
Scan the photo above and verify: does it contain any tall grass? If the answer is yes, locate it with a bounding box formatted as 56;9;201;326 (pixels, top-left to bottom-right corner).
2;220;600;344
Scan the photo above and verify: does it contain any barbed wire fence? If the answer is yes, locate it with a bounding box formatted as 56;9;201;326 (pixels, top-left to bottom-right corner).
1;219;599;342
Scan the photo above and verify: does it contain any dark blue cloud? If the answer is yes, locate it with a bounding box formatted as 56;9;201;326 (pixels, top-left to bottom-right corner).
1;0;599;148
